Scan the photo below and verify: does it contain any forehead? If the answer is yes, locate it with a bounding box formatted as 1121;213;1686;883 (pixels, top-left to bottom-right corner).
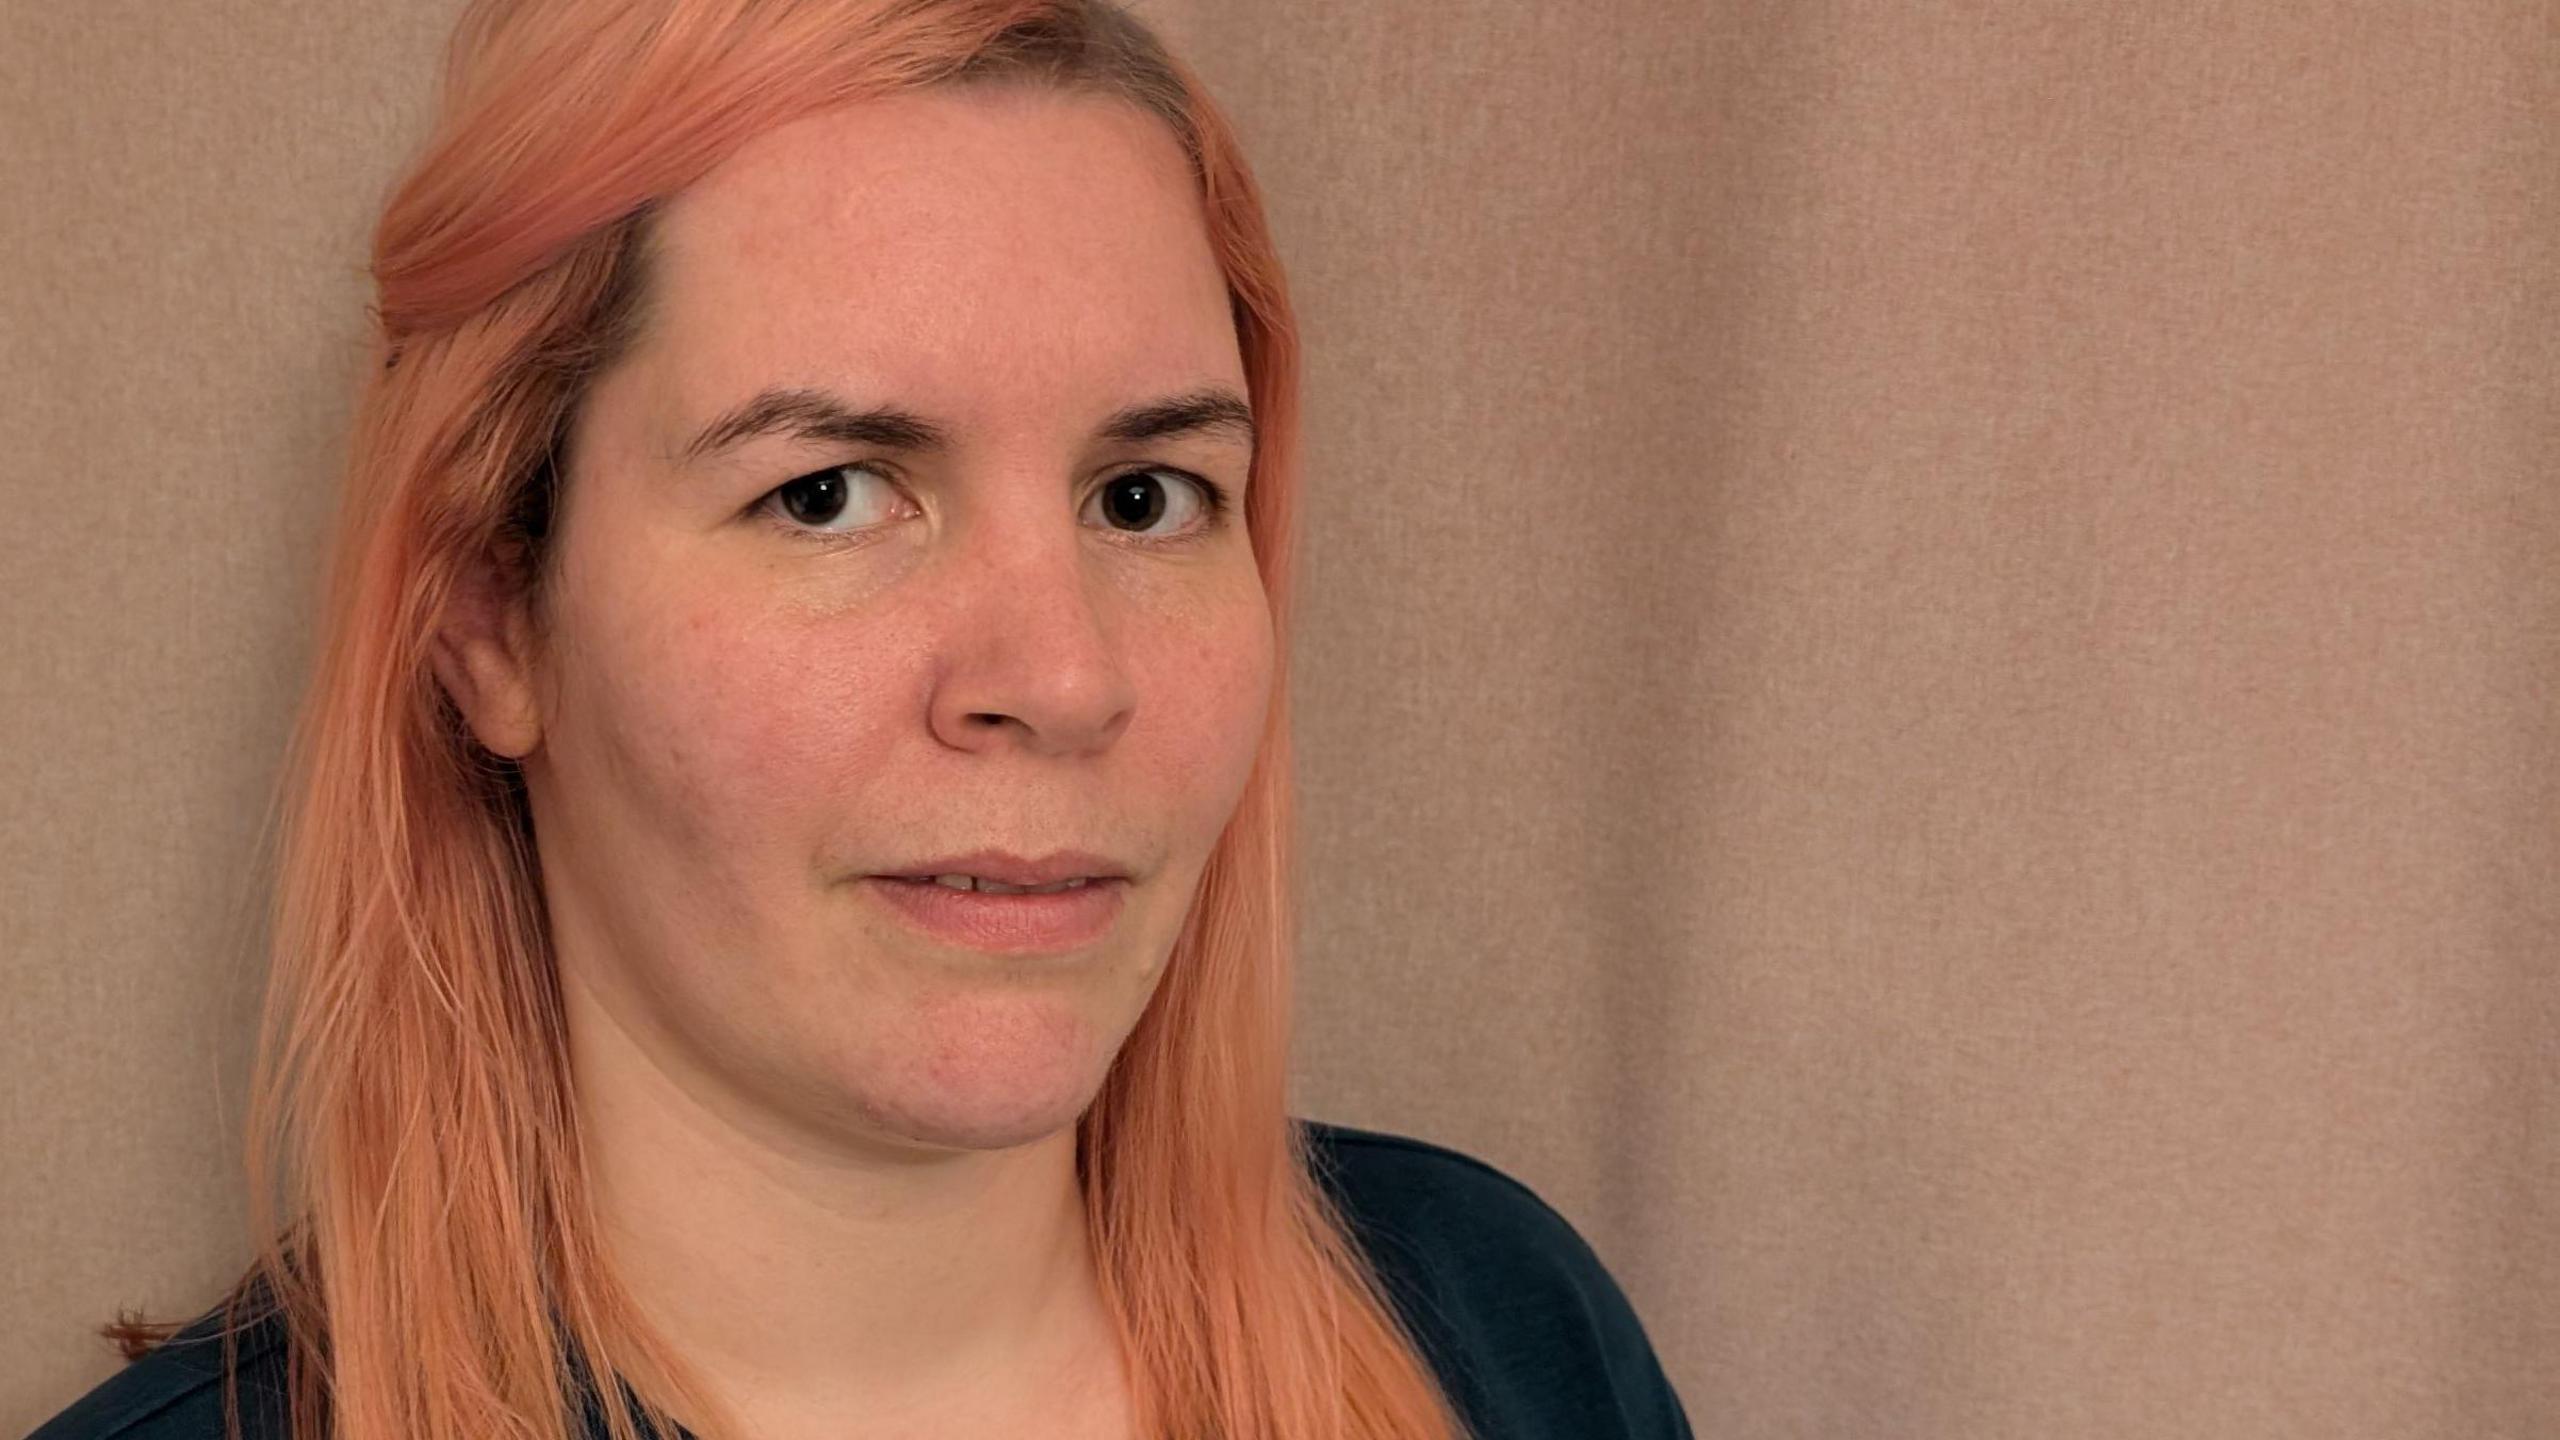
625;85;1239;441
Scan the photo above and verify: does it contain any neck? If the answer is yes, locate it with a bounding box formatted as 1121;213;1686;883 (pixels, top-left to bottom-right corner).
558;961;1121;1437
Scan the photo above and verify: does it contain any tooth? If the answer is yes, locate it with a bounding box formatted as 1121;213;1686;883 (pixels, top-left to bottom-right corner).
922;874;1096;895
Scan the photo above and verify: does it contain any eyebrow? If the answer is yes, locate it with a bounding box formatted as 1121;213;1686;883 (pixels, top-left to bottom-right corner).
676;384;1258;466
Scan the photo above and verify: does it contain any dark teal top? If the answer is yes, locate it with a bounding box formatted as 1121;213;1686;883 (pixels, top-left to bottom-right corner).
25;1119;1695;1440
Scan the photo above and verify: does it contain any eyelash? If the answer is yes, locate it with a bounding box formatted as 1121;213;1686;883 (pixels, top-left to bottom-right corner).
752;462;1233;549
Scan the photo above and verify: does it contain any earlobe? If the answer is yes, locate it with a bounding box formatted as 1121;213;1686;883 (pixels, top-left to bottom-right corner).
432;556;545;761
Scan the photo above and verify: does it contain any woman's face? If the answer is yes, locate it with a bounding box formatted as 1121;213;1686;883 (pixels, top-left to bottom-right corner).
469;85;1272;1156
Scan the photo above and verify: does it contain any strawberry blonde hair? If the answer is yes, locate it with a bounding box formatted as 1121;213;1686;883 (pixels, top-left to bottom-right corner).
97;3;1470;1439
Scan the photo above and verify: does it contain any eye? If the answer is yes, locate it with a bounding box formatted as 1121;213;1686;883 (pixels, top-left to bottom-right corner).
754;461;909;539
754;462;1234;546
1085;466;1230;544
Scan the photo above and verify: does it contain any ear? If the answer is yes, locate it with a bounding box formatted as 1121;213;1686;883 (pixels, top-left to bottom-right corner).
431;550;547;761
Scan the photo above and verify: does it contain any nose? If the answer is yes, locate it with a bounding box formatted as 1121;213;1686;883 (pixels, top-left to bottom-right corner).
924;488;1138;756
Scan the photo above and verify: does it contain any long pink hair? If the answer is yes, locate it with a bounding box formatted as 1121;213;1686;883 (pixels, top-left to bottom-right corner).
97;4;1471;1439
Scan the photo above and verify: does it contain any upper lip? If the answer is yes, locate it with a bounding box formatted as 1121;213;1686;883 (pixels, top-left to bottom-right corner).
873;848;1132;886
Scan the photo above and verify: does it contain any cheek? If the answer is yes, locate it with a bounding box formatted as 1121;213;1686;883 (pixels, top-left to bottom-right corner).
610;604;901;853
1149;592;1276;818
590;571;1272;862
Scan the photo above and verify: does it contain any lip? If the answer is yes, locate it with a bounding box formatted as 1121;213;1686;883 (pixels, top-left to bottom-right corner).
872;847;1132;889
862;874;1129;955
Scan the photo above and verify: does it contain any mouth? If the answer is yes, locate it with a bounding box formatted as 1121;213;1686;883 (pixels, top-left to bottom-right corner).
862;874;1130;955
883;872;1108;896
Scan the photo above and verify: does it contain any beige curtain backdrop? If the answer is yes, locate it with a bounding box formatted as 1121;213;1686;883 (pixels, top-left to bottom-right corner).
7;1;2556;1434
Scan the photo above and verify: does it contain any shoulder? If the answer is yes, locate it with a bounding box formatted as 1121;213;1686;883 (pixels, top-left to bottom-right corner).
22;1304;293;1440
1294;1116;1695;1440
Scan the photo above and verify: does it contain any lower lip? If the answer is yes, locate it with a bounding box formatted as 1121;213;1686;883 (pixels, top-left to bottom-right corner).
862;875;1128;955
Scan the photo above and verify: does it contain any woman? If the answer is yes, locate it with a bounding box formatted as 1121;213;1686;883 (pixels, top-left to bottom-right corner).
28;2;1692;1438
